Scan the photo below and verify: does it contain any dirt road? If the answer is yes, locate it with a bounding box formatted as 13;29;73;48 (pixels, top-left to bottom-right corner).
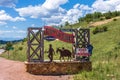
90;17;120;26
0;57;73;80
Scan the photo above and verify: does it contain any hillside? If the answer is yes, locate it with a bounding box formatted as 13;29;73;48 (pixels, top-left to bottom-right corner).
89;16;120;27
0;17;120;80
64;11;120;29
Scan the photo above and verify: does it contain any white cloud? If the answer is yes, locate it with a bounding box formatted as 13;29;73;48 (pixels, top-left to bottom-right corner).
15;0;68;25
0;21;7;25
0;30;26;39
15;0;67;19
14;35;25;38
0;25;26;38
5;26;9;28
31;24;36;27
16;1;91;25
61;4;92;24
0;10;25;25
62;8;82;24
73;4;80;9
15;0;120;26
42;0;68;10
0;32;3;35
12;26;17;29
0;0;17;8
0;30;14;34
42;15;63;25
0;35;25;40
16;5;48;18
16;30;26;34
80;4;92;11
92;0;120;12
16;0;95;25
116;4;120;11
0;30;26;34
12;17;25;22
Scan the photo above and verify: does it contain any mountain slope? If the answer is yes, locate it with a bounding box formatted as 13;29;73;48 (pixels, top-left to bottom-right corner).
74;18;120;80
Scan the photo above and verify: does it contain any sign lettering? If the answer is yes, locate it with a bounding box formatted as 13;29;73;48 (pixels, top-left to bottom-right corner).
44;26;74;43
76;48;90;56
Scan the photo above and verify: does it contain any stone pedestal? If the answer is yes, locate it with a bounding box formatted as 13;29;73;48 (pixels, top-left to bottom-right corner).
25;61;92;75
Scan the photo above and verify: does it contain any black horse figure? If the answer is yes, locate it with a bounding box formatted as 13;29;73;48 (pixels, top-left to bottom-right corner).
56;48;72;61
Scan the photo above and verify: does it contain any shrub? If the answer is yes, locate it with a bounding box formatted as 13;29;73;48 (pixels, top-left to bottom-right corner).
104;11;112;19
92;26;108;34
102;26;108;31
113;18;117;21
92;27;99;34
100;17;104;21
105;15;111;19
18;47;23;50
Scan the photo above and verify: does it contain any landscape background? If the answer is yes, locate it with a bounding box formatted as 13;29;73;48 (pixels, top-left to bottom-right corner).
0;11;120;80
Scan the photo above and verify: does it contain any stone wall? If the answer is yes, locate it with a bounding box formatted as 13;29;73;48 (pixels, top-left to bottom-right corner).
25;61;92;75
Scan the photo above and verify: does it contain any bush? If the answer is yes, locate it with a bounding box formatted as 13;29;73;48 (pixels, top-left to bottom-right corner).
18;47;23;50
102;26;108;31
105;15;111;19
5;42;13;50
92;26;108;34
113;18;117;21
93;27;99;34
100;17;104;21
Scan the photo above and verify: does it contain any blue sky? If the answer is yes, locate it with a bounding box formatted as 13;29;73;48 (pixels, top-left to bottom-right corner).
0;0;120;41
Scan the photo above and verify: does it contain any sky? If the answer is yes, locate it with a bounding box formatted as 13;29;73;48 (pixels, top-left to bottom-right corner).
0;0;120;41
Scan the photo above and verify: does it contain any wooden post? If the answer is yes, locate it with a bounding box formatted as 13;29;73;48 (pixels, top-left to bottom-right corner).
27;27;44;62
41;29;44;62
27;28;30;62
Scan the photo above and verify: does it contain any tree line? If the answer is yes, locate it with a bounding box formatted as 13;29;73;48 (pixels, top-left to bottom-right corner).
64;11;120;26
78;11;120;23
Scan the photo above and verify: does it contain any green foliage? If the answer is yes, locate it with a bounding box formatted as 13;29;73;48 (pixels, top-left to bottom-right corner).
92;27;99;34
102;26;108;32
112;11;120;17
100;17;104;21
78;17;85;22
74;18;120;80
65;21;69;26
92;26;108;34
18;47;23;50
65;11;120;29
22;38;27;42
85;13;93;23
5;42;13;51
103;11;120;19
113;18;117;21
93;12;102;19
77;11;120;27
104;11;112;19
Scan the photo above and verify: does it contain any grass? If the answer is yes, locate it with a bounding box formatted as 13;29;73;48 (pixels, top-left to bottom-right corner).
74;18;120;80
0;18;120;80
64;21;88;29
0;40;72;61
0;44;5;48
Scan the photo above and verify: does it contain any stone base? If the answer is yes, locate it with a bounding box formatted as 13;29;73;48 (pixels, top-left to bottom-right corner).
25;61;92;75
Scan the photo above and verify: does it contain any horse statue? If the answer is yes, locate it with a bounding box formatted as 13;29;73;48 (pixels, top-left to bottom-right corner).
56;48;72;62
